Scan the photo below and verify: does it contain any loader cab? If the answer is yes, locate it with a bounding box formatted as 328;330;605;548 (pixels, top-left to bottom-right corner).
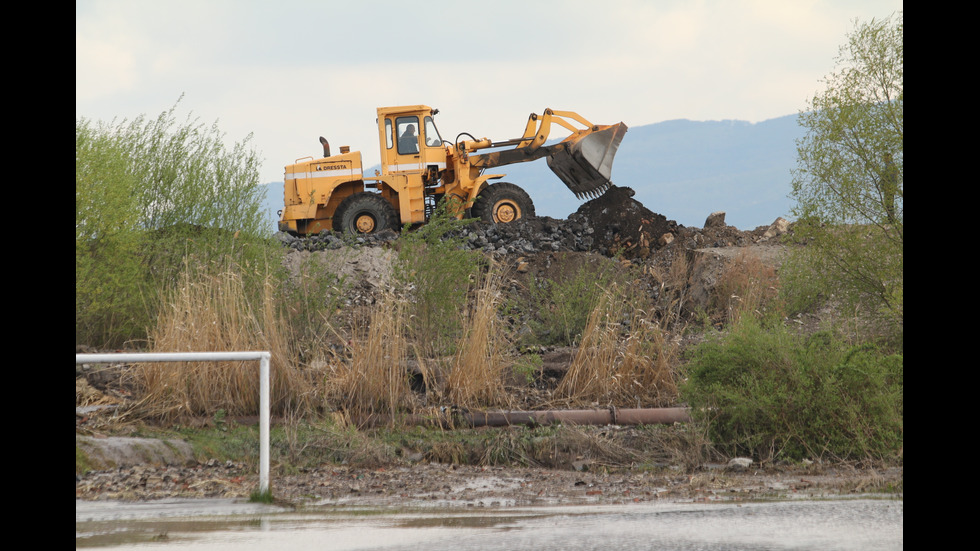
378;105;444;175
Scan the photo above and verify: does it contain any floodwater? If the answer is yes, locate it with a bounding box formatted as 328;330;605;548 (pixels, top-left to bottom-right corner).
76;497;902;550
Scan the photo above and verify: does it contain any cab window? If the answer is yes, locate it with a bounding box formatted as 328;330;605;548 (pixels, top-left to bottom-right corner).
396;116;419;154
423;116;443;147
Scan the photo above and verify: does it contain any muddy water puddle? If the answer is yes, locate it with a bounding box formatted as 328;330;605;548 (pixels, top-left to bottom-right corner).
77;497;902;550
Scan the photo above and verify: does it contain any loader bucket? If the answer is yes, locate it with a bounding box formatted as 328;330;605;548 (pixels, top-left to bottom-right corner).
547;122;628;199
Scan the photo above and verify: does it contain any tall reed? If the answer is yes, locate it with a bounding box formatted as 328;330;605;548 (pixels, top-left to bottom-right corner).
328;292;413;425
556;284;678;407
131;258;320;421
710;250;781;324
445;263;513;408
555;288;622;403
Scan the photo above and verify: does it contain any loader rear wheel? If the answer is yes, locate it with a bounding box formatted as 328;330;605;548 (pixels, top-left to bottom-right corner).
471;182;535;224
333;193;399;234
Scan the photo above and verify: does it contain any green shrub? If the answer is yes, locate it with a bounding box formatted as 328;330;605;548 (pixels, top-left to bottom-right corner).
279;254;347;357
528;258;621;346
513;353;542;385
76;99;277;347
394;199;484;355
76;118;149;346
681;317;903;463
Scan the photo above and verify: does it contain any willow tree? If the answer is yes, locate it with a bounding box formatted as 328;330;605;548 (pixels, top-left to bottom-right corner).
786;13;903;331
76;119;146;346
76;99;273;347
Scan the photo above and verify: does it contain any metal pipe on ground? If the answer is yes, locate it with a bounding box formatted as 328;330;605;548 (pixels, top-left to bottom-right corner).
355;407;691;429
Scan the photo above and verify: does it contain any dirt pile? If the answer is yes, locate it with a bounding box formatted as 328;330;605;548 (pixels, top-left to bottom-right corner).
573;185;678;259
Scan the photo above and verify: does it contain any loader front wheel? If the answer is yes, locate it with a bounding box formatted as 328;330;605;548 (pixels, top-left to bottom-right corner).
471;182;535;224
333;193;400;234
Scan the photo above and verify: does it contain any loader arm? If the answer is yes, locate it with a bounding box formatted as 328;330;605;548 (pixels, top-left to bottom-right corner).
466;109;628;199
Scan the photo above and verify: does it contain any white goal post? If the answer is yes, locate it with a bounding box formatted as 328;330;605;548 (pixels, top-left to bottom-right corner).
75;351;272;495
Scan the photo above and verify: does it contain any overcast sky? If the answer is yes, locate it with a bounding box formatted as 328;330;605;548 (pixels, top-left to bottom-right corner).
76;0;902;185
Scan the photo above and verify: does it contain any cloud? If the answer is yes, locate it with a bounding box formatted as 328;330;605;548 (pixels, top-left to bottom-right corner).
75;15;143;101
76;0;904;184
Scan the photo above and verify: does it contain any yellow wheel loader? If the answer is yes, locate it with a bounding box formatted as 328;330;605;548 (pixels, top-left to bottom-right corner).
278;105;627;236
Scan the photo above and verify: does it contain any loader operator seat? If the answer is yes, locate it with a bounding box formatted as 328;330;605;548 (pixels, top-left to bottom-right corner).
398;124;419;154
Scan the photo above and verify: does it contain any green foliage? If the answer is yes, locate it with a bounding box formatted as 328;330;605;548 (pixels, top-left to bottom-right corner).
280;255;347;358
394;198;484;355
249;489;274;503
76;119;149;346
122;99;275;301
513;353;542;385
402;194;475;245
75;446;94;475
789;13;903;329
272;421;396;471
76;98;279;347
680;317;903;462
213;409;228;431
172;423;262;464
114;98;269;236
529;260;621;345
774;247;826;316
169;420;396;473
380;424;566;468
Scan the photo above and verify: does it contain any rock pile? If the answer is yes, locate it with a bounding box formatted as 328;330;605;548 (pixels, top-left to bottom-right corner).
275;185;789;260
274;214;605;255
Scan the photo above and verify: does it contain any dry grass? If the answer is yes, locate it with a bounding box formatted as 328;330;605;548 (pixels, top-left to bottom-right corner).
445;263;513;409
127;258;517;425
126;253;691;426
555;425;644;467
131;261;323;422
665;251;694;319
620;313;681;407
556;285;679;407
555;288;622;403
645;251;702;329
329;292;413;425
710;250;781;324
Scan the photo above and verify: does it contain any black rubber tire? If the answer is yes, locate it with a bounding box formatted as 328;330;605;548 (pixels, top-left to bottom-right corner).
470;182;535;224
332;193;400;234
